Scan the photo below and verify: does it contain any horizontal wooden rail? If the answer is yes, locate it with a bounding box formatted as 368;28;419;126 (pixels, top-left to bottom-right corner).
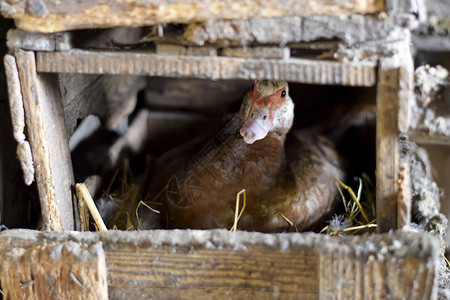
36;50;377;87
0;0;386;33
0;229;440;299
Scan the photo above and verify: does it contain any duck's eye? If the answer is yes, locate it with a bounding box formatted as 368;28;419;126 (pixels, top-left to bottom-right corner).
263;115;267;120
281;90;286;98
251;84;254;91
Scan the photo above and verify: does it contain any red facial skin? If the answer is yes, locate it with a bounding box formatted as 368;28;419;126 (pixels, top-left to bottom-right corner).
240;82;288;144
247;81;287;124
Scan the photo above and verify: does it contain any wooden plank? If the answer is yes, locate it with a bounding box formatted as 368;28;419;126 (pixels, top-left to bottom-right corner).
59;73;146;134
0;229;440;299
409;130;450;145
0;0;386;33
156;44;217;56
4;54;34;186
375;35;414;232
182;15;394;47
15;50;75;231
6;29;71;51
220;46;290;59
0;231;108;299
36;50;377;87
376;66;400;233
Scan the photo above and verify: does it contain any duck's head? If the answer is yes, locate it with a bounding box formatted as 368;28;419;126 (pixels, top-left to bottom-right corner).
239;80;294;144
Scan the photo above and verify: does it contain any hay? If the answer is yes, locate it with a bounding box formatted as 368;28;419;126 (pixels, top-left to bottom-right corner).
75;183;108;231
321;174;377;236
230;189;246;232
276;212;298;232
105;160;162;230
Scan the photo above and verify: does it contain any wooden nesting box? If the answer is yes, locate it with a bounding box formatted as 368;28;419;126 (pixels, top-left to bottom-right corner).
0;0;442;299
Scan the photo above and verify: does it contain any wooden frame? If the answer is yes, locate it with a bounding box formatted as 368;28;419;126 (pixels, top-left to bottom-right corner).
1;0;385;33
1;0;434;298
0;229;440;299
5;44;411;232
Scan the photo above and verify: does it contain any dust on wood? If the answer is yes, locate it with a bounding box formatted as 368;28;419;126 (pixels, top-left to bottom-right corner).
36;50;377;86
0;229;440;299
14;50;75;230
0;0;386;33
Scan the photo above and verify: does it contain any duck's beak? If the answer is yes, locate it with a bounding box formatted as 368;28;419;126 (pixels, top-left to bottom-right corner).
240;106;272;144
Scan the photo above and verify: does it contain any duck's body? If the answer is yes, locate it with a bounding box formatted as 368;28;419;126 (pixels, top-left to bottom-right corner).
155;81;345;232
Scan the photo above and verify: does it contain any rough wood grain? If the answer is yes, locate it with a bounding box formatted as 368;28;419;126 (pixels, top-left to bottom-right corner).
376;66;400;233
317;233;438;300
58;73;104;135
4;54;34;186
0;0;386;33
220;46;290;59
183;15;394;47
375;33;414;233
0;234;108;299
15;50;75;231
7;29;71;51
156;44;217;56
0;229;440;299
59;74;146;134
36;50;377;87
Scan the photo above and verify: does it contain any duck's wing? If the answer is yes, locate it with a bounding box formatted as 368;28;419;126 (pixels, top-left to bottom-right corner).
282;131;346;230
148;114;239;201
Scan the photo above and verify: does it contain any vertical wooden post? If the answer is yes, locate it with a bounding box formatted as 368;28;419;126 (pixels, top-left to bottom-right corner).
376;34;413;232
376;66;399;232
14;50;75;230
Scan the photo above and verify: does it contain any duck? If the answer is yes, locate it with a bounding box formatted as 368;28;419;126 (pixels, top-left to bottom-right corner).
151;80;345;232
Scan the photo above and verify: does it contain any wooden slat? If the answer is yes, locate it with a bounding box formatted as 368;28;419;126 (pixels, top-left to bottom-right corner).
0;229;440;299
4;55;35;186
182;15;394;47
36;50;377;87
0;0;386;33
375;35;414;232
376;66;400;233
409;130;450;145
14;50;75;230
0;233;108;299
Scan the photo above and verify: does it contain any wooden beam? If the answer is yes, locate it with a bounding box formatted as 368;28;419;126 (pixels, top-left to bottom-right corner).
15;50;75;230
36;50;377;87
0;0;386;33
182;15;394;47
0;229;440;299
375;34;414;232
4;54;35;186
376;66;400;232
409;130;450;145
0;231;108;299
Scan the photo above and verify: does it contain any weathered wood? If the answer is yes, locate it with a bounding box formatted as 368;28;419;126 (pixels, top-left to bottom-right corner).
4;54;34;186
0;0;386;33
7;29;71;51
58;73;104;135
220;46;290;59
0;229;440;299
156;44;217;56
15;50;75;231
183;15;395;47
36;50;377;87
59;74;146;134
376;35;414;232
376;66;400;233
409;130;450;145
0;231;108;299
